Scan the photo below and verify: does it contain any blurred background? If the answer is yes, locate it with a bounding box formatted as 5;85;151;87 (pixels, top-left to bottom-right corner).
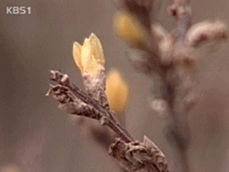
0;0;229;172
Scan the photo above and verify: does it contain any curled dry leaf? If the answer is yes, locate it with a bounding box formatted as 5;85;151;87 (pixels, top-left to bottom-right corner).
109;136;169;172
186;20;228;48
46;71;102;119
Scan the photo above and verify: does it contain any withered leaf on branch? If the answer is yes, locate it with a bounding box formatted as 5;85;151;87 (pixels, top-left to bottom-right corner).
46;71;102;119
109;136;169;172
46;70;134;142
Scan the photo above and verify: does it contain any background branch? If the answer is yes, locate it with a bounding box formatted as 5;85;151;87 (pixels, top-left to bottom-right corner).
113;1;194;172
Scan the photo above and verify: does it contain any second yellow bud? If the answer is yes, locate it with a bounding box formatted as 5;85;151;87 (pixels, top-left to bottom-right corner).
106;69;129;114
113;11;146;47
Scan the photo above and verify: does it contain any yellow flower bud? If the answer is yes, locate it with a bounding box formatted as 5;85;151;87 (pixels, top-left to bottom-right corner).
72;33;105;76
89;33;105;65
106;69;129;113
73;42;82;71
113;11;146;47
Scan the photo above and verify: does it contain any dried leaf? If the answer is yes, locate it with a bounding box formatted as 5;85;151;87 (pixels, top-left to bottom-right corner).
109;137;169;172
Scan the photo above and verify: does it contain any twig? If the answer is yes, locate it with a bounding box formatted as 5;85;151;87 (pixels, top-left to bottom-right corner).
113;0;193;172
46;70;169;172
169;0;192;44
46;70;134;143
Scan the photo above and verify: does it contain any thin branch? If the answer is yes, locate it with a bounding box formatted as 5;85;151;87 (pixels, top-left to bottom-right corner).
169;0;192;44
46;70;134;143
113;1;194;172
165;1;193;172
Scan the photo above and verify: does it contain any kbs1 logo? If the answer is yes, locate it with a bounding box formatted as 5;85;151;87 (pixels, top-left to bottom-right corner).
6;6;31;15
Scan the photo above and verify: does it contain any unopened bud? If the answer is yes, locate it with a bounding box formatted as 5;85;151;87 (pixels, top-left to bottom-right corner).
113;11;146;47
73;33;105;76
106;69;129;114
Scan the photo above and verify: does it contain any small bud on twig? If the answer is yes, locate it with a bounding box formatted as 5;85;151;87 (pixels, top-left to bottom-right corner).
73;33;108;106
73;33;105;76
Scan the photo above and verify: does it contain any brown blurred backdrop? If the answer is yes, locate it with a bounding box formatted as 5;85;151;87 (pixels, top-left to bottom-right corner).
0;0;229;172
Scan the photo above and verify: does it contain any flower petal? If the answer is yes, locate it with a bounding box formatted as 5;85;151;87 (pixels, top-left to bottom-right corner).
89;33;105;65
81;38;92;71
73;42;82;71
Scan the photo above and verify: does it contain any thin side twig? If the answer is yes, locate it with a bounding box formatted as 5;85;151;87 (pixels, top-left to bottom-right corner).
169;0;192;44
113;0;194;172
